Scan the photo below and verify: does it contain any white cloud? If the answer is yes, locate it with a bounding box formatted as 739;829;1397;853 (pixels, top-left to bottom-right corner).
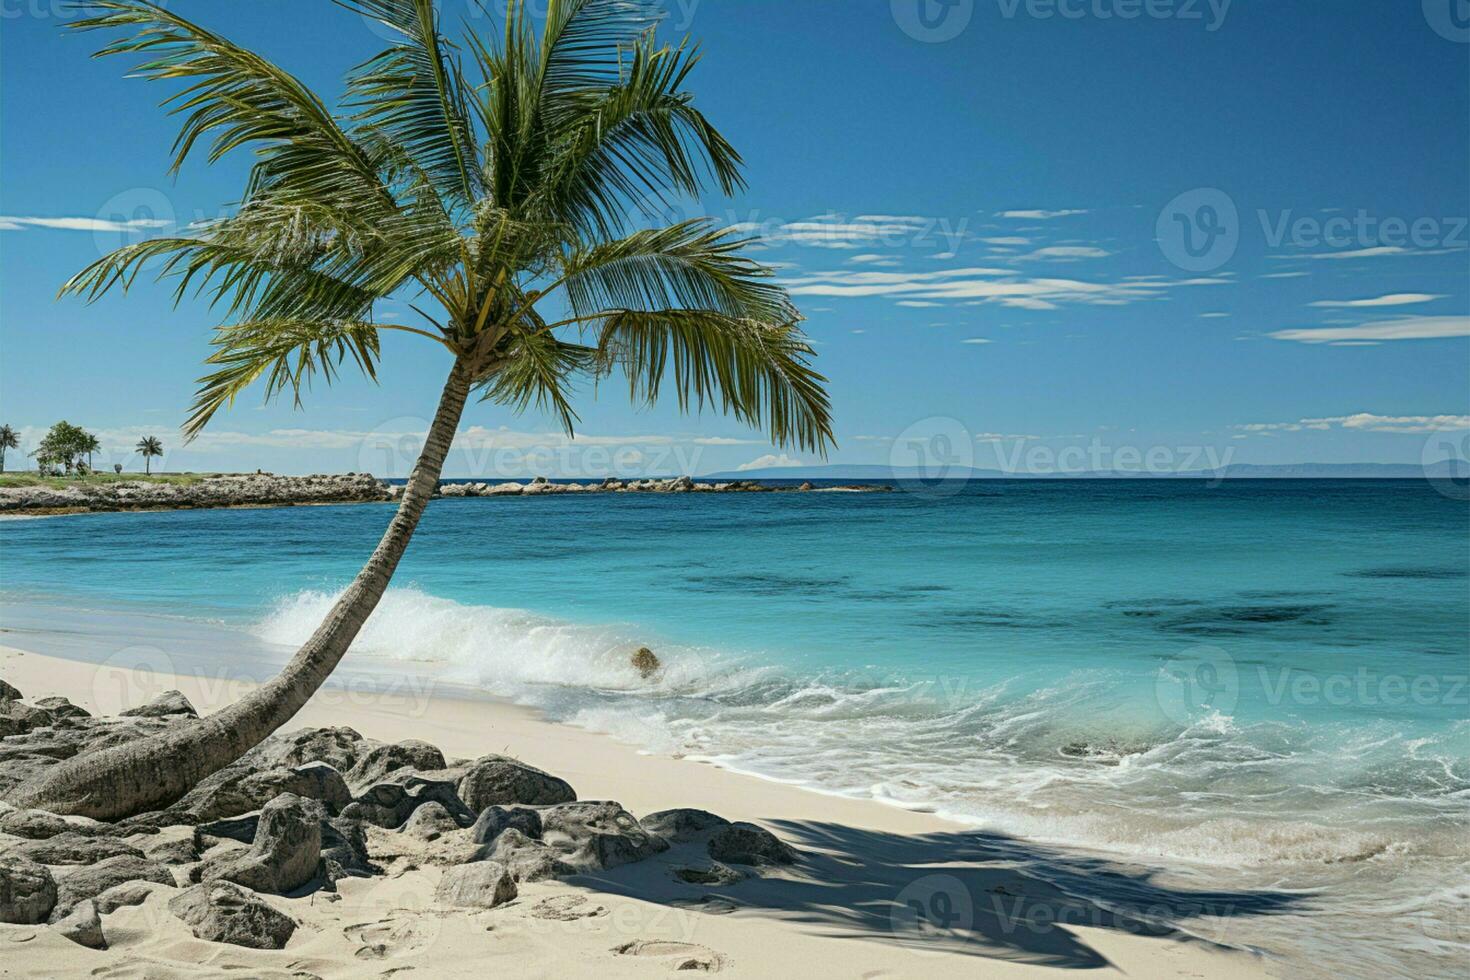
0;215;172;233
1200;312;1231;318
982;236;1031;245
1308;293;1443;308
961;338;992;344
736;453;803;471
1261;271;1310;279
1268;315;1470;344
782;266;1224;310
897;300;941;308
728;214;944;250
1015;245;1111;261
998;209;1088;220
1233;414;1470;435
847;253;900;266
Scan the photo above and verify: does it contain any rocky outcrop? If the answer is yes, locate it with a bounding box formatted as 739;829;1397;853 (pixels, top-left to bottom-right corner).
169;881;296;949
640;808;730;843
457;755;576;811
345;740;446;792
0;680;21;701
538;801;669;872
345;773;472;830
119;690;198;719
0;473;392;515
199;794;322;895
50;855;172;921
0;473;891;514
707;821;798;866
0;855;57;924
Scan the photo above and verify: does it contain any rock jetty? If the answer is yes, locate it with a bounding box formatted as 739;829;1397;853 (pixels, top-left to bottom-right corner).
0;473;890;515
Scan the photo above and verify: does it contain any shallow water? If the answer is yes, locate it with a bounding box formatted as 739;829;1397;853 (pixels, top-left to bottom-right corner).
1;479;1466;977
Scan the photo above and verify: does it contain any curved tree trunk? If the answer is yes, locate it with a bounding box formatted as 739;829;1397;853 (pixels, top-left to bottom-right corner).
10;358;474;820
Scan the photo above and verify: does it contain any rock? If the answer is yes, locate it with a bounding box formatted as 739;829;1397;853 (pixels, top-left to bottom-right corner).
0;855;57;924
178;761;352;821
50;855;172;921
478;828;574;882
0;700;50;738
200;794;322;895
400;801;459;842
54;898;105;949
345;740;446;791
707;822;797;866
456;756;576;811
119;690;198;718
168;881;296;949
91;883;162;919
14;832;143;866
30;696;90;721
640;808;730;843
631;647;661;678
0;679;20;701
674;862;744;886
434;861;517;909
320;814;373;883
469;805;542;846
0;808;77;840
349;774;470;829
538;801;669;872
143;836;200;866
242;726;369;774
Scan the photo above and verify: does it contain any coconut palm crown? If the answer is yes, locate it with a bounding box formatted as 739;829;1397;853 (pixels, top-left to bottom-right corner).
14;0;832;820
136;435;164;474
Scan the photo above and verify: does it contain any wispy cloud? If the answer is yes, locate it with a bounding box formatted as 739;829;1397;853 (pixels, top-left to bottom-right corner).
727;214;963;251
961;338;992;344
0;215;172;233
998;209;1088;220
1015;245;1111;261
981;236;1031;246
1307;293;1443;308
1235;414;1470;435
783;266;1226;310
736;453;803;471
1268;315;1470;345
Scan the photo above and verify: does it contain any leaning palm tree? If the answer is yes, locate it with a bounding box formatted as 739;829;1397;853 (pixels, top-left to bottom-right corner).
136;435;164;475
0;425;17;473
12;0;831;820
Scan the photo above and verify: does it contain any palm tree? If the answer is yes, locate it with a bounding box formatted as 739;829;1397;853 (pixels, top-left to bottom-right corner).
0;425;17;473
82;433;102;473
136;435;164;475
14;0;831;820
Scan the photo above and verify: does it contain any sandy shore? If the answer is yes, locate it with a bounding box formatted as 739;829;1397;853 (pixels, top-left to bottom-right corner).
0;645;1270;979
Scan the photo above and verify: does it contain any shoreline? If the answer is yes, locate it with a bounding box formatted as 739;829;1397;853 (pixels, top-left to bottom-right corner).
0;473;892;517
0;642;1270;978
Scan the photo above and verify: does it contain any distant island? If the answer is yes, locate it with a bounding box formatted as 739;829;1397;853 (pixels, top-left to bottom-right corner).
705;461;1470;480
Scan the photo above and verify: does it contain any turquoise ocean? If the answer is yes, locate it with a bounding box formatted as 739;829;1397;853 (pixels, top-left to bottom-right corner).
1;479;1466;977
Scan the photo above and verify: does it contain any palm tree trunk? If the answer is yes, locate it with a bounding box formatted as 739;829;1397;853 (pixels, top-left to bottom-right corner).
9;358;474;820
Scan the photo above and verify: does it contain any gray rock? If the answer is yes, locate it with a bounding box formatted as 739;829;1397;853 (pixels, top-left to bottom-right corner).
242;726;369;774
538;801;669;872
143;836;200;866
0;679;20;701
477;828;572;882
674;862;744;886
54;898;105;949
400;801;459;842
320;813;373;883
200;794;322;895
14;832;143;865
349;774;470;829
119;690;198;718
640;808;730;843
346;740;446;791
178;761;352;821
0;700;50;738
434;861;517;909
456;756;576;811
31;697;90;721
0;808;77;840
168;881;296;949
50;855;172;921
469;805;542;846
707;822;797;866
93;880;164;915
0;855;57;924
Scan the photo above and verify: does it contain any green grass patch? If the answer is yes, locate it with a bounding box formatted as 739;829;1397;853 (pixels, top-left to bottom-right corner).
0;472;211;489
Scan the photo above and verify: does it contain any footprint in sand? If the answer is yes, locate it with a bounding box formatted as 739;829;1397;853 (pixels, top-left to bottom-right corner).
530;895;609;921
345;916;439;959
612;939;728;972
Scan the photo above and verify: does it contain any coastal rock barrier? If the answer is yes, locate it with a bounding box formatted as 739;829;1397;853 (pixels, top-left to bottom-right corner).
0;681;798;950
0;473;890;515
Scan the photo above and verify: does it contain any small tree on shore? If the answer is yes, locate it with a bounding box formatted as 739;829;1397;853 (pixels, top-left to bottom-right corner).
33;421;96;476
136;435;164;475
0;425;17;473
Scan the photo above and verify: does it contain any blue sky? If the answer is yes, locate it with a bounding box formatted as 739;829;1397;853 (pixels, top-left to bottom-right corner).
2;0;1467;477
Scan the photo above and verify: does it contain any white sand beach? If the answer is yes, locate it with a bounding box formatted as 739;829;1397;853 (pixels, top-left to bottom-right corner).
0;644;1270;979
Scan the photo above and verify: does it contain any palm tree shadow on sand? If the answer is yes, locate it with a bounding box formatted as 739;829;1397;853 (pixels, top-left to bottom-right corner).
561;820;1305;970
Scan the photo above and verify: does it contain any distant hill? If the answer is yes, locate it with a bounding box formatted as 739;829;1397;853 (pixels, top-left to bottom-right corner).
703;462;1470;480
